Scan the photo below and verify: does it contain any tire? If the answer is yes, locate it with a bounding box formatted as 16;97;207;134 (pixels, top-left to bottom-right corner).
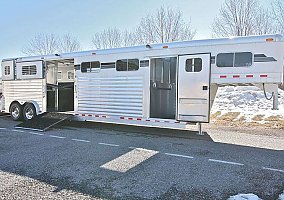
10;103;23;121
23;104;36;121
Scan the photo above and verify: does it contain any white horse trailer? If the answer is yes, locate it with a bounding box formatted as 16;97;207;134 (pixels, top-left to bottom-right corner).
1;34;284;132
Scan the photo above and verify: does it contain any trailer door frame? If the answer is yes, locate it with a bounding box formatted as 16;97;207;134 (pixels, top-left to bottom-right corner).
177;53;211;123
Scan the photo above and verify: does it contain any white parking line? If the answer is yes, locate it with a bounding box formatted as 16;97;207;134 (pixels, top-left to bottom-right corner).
262;167;284;173
209;159;244;166
0;128;7;130
72;139;90;143
29;132;44;136
99;142;119;147
12;129;24;133
49;135;66;139
165;153;194;159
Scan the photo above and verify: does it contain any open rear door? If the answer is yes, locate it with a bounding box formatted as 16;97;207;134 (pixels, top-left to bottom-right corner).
177;54;211;122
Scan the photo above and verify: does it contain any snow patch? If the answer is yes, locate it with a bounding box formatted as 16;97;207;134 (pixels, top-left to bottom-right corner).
211;86;284;122
228;193;261;200
279;190;284;200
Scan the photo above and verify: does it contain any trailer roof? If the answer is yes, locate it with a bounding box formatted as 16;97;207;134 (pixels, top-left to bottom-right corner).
3;34;284;62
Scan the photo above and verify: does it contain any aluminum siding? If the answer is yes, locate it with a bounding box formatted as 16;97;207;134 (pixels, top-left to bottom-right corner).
77;71;145;118
3;79;45;112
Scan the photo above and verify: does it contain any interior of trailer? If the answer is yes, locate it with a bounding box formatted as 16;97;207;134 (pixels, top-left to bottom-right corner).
150;57;177;119
45;59;74;112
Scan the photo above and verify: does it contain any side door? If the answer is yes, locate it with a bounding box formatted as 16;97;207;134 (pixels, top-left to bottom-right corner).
177;54;211;122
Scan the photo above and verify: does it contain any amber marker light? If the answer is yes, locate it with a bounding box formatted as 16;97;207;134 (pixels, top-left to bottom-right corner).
266;38;274;42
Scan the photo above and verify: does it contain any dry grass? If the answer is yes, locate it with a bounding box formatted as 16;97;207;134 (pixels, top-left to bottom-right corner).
210;111;222;121
265;115;282;122
216;112;240;122
211;111;284;129
252;115;265;122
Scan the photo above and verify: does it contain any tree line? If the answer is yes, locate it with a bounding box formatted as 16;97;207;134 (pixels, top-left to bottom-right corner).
23;0;284;56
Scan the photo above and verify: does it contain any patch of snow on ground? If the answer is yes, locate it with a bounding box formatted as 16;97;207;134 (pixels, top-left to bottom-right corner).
211;86;284;122
228;193;261;200
279;191;284;200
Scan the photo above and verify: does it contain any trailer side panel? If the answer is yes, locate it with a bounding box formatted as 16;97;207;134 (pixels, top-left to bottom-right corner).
3;79;45;114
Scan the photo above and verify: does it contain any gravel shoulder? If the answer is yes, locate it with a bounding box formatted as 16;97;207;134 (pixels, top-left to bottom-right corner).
0;171;101;200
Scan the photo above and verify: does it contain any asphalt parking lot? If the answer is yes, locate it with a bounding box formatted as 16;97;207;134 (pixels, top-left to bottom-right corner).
0;115;283;200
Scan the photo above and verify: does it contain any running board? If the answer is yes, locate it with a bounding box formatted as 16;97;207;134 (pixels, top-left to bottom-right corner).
15;113;72;132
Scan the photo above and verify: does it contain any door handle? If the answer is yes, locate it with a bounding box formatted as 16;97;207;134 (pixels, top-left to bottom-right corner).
202;86;208;90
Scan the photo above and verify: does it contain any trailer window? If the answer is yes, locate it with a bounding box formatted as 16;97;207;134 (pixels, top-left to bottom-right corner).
81;61;100;73
140;60;149;67
81;62;90;72
185;58;202;72
116;59;127;71
4;66;10;75
68;71;74;79
128;59;139;71
22;65;37;75
58;71;62;80
116;59;139;71
216;53;234;67
217;52;252;67
91;61;100;72
235;52;253;67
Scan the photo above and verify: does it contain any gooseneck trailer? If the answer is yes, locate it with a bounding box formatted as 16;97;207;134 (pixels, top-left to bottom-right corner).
1;34;283;132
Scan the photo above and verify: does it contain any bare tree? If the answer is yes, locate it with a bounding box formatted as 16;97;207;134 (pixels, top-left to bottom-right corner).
23;33;81;56
254;8;275;35
212;0;275;37
91;7;196;49
91;28;123;49
272;0;284;33
58;34;81;53
122;30;138;47
136;6;196;44
22;33;59;55
91;28;139;49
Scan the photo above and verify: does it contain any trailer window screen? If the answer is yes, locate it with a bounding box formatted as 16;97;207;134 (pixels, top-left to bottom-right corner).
91;61;100;72
216;53;234;67
116;59;139;71
217;52;252;67
68;71;74;79
4;66;10;75
22;65;37;75
58;71;62;80
235;52;253;67
81;61;100;72
185;58;202;72
81;62;90;72
140;60;149;67
128;59;139;71
116;59;127;71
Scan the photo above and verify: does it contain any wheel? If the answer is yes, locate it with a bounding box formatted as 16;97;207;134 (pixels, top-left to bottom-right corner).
10;103;23;121
23;104;36;121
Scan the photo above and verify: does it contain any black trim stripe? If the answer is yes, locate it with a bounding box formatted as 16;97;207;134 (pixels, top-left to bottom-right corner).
101;62;115;69
254;54;277;62
74;64;80;70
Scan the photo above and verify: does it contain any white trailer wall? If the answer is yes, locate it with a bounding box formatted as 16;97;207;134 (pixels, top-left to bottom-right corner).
2;79;46;114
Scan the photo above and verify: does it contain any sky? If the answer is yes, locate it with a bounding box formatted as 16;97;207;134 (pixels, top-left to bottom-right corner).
0;0;272;63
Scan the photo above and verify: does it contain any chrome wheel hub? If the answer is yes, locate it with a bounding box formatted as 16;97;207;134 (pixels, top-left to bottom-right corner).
25;107;34;120
12;107;20;119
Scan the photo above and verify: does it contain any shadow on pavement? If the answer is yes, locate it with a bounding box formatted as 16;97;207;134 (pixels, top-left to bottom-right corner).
56;119;213;141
